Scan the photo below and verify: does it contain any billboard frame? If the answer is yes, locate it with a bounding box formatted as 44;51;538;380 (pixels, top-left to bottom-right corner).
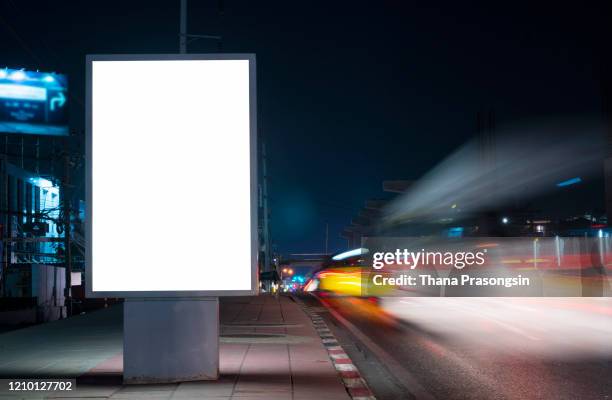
85;53;258;298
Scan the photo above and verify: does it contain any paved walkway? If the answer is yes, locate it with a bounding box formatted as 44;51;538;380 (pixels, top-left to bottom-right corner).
0;295;350;400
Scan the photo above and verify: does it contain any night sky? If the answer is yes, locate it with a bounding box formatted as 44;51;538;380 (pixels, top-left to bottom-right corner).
2;0;610;255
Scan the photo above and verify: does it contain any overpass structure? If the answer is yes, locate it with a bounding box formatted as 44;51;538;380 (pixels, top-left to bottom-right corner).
281;253;329;276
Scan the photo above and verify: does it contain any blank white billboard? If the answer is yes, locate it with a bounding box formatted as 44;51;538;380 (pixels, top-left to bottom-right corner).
86;55;257;297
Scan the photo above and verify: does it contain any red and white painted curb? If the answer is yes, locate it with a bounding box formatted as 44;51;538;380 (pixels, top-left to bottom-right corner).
295;297;377;400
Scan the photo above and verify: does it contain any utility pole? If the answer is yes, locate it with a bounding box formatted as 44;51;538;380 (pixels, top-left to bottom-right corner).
180;0;187;54
63;149;72;317
325;223;329;255
262;142;271;272
178;0;222;54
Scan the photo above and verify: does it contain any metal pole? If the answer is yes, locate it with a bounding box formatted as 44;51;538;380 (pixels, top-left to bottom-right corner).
180;0;187;54
63;150;72;317
325;223;329;255
262;142;270;272
35;137;39;175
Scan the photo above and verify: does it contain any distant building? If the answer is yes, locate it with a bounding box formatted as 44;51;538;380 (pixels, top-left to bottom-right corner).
0;157;67;323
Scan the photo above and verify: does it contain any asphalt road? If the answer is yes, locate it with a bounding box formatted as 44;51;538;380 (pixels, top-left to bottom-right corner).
305;295;612;400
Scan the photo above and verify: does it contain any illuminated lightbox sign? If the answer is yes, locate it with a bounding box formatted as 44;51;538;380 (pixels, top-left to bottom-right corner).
0;68;68;136
86;54;257;297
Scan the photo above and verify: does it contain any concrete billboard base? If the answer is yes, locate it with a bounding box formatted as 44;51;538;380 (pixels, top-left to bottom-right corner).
123;298;219;384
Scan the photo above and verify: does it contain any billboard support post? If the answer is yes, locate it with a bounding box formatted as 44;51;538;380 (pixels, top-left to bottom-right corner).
123;298;219;383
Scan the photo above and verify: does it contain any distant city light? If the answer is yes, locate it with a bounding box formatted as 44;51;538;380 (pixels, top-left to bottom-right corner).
0;69;7;79
501;217;509;224
448;227;464;237
303;278;319;292
556;177;582;187
29;176;54;188
9;70;26;81
332;248;369;261
43;75;55;83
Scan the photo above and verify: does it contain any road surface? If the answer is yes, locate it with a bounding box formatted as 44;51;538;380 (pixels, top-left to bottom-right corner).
305;295;612;400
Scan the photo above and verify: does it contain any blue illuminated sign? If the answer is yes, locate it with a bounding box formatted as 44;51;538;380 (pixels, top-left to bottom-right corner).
0;68;68;136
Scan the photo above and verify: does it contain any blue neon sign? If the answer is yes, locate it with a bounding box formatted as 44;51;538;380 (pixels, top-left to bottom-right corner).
0;68;68;136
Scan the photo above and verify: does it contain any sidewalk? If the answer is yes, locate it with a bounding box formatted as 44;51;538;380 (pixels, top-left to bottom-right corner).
0;295;351;400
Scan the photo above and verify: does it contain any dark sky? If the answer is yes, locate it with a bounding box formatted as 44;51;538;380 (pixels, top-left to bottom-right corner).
1;0;610;255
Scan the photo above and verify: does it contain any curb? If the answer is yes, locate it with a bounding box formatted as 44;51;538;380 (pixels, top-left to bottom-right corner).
294;296;377;400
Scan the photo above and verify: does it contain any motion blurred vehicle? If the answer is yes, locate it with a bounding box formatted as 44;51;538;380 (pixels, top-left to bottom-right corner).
303;248;392;297
304;236;612;297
